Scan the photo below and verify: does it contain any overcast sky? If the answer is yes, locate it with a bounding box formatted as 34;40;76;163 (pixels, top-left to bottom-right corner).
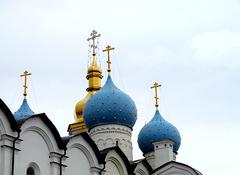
1;0;240;174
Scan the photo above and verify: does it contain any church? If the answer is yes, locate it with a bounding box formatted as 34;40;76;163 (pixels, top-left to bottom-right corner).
0;30;202;175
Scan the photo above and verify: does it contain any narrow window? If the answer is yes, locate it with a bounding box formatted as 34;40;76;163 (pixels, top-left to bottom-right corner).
27;167;35;175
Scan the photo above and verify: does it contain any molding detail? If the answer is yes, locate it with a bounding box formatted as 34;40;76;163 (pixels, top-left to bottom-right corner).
89;124;133;160
23;126;55;152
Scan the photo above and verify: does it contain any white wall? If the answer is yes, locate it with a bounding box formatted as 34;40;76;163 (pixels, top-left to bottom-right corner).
0;103;201;175
144;151;155;169
104;150;128;175
134;162;149;175
16;130;51;175
152;162;199;175
64;134;102;175
15;117;63;175
105;161;121;175
89;124;133;160
0;109;19;175
153;140;174;168
64;147;92;175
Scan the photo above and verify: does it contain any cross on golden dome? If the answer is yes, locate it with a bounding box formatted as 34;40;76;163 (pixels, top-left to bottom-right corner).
151;82;161;109
87;30;101;56
20;70;31;99
103;45;115;74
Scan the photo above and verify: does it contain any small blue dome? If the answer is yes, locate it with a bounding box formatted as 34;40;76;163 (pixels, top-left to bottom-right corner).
14;99;35;120
138;110;181;154
83;76;137;129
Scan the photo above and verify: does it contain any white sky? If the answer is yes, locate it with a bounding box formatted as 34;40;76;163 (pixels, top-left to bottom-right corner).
1;0;240;174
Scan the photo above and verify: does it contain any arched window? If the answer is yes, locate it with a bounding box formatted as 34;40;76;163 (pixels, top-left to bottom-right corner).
27;162;40;175
27;167;35;175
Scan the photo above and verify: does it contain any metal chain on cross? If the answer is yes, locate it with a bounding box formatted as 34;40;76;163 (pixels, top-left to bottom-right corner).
97;37;101;67
87;40;91;67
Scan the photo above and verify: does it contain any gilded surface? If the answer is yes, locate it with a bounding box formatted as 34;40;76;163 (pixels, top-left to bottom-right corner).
68;56;102;134
69;30;103;134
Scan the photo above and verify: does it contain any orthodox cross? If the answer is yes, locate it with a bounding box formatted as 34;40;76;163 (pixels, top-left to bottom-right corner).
151;82;161;108
103;45;115;74
87;30;101;56
20;70;31;98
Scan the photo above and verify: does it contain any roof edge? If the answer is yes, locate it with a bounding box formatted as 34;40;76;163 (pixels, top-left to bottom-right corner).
0;98;20;132
22;113;66;150
151;161;202;175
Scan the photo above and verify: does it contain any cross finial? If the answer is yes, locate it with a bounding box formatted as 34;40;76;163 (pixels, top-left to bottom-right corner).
20;70;32;99
151;82;161;109
103;45;115;74
87;30;101;56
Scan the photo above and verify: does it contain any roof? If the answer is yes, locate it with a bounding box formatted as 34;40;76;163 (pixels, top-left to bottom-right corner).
0;98;20;132
17;113;66;150
14;99;35;120
138;109;181;154
151;161;202;175
100;146;135;174
71;132;104;164
130;158;153;173
83;75;137;130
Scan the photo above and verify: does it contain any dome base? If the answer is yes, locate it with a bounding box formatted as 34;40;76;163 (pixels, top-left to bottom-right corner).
89;124;133;161
68;121;87;135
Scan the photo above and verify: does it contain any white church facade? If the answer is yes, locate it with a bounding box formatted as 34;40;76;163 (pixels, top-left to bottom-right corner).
0;31;202;175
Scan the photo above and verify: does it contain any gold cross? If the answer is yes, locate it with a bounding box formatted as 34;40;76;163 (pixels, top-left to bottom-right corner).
103;45;115;74
20;70;31;98
151;82;161;108
87;30;101;56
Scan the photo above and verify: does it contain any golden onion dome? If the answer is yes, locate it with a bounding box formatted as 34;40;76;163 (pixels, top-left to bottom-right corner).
68;30;103;135
74;92;93;122
70;55;103;134
88;64;102;73
87;56;101;72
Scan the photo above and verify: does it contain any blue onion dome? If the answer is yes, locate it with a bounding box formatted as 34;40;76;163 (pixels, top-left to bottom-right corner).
83;75;137;130
138;110;181;154
14;99;35;120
